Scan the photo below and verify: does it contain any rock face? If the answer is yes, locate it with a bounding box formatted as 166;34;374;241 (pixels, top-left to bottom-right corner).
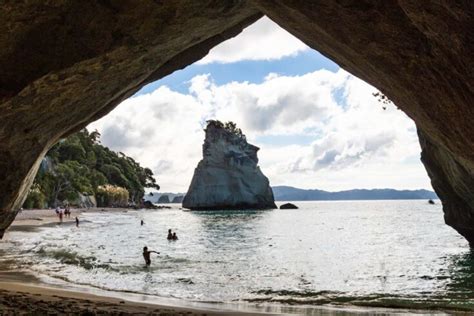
73;194;97;208
157;195;170;204
183;121;276;210
172;196;184;204
1;2;474;243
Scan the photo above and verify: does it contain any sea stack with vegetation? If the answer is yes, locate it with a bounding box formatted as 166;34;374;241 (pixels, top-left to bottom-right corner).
23;129;159;208
183;120;276;210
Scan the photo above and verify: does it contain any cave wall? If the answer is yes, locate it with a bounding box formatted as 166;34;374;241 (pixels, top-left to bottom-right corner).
1;1;474;242
0;0;262;237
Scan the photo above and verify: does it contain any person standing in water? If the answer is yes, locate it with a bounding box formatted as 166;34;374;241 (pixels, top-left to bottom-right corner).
75;216;79;227
142;246;160;266
167;229;173;240
141;220;144;226
172;232;178;240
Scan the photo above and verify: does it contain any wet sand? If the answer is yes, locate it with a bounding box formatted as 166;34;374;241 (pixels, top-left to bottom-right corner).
0;281;268;315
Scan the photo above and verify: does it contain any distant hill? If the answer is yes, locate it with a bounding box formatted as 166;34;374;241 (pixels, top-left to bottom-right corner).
272;186;438;201
145;192;185;203
145;186;438;204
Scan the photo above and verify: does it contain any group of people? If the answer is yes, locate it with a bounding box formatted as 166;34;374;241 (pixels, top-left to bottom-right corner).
54;205;79;227
167;229;178;240
142;228;179;266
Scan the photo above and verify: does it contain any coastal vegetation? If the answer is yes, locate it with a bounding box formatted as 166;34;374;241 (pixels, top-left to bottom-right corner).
23;129;159;208
206;120;246;140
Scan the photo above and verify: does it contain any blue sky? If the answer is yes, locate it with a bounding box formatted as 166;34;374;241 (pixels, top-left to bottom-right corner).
137;50;339;96
89;17;431;192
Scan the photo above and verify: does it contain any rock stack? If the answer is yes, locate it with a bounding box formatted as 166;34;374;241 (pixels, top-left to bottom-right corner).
183;121;276;210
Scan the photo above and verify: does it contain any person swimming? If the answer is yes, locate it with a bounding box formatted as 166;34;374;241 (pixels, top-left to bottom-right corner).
167;229;173;240
142;246;160;266
172;232;178;240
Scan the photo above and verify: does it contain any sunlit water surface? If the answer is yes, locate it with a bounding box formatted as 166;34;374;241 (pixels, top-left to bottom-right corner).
2;200;474;311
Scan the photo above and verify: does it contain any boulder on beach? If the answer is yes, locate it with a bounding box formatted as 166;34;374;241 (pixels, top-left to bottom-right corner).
279;203;298;209
183;120;276;210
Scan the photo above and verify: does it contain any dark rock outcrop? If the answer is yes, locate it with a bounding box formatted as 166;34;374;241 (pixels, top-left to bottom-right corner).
143;200;156;209
172;196;184;204
183;121;276;210
279;203;298;210
1;2;474;242
158;195;170;204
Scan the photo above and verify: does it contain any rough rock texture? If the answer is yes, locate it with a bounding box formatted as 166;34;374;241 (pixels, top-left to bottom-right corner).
183;122;276;210
0;1;262;237
1;1;474;242
252;1;474;243
72;194;97;208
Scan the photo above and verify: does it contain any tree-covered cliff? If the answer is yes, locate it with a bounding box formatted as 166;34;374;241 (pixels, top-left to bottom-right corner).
23;129;159;208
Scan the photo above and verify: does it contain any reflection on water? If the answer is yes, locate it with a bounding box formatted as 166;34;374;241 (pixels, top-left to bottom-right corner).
2;200;474;312
190;210;268;256
446;250;474;298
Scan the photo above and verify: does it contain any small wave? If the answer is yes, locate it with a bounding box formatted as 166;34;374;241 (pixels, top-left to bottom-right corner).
36;247;116;271
176;277;194;284
247;289;474;311
161;255;193;264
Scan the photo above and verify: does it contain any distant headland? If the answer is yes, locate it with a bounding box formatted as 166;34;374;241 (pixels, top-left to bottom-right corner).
272;186;437;201
148;185;437;203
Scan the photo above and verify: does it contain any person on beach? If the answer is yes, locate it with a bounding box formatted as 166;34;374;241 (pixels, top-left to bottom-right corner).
59;210;63;223
172;232;178;240
75;216;79;227
142;246;160;266
167;229;173;240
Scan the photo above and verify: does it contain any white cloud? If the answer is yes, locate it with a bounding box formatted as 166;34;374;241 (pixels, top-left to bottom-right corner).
198;17;309;64
88;69;430;192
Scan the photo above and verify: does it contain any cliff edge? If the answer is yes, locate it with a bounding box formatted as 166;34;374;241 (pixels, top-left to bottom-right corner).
183;121;276;210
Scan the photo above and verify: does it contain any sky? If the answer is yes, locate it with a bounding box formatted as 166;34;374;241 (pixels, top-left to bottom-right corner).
88;16;432;193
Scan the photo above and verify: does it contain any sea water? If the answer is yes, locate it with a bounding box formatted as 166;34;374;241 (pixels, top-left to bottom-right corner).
2;200;474;312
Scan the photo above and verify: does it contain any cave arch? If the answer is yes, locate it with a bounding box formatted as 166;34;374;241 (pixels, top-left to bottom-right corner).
1;1;473;242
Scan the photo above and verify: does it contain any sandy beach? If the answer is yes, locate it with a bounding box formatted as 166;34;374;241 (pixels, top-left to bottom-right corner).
8;207;132;232
2;208;278;315
0;280;268;315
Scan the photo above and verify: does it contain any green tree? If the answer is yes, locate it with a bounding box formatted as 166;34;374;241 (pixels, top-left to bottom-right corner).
23;128;159;208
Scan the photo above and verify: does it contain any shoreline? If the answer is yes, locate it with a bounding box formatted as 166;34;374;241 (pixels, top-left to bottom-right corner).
3;208;280;315
8;207;139;232
0;270;467;316
2;208;470;315
0;272;269;315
